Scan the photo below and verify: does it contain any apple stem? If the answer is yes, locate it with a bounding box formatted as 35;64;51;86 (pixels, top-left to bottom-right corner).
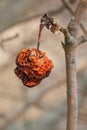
37;24;44;50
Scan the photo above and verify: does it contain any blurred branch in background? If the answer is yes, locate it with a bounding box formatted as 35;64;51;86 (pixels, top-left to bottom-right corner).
0;0;65;32
0;0;85;32
68;0;78;4
75;0;87;23
0;77;66;130
0;64;87;130
78;34;87;45
61;0;87;33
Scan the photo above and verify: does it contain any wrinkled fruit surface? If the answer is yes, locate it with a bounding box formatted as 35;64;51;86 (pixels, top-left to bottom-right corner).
14;48;54;87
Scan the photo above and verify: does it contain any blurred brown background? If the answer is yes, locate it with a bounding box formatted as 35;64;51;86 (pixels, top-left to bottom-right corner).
0;0;87;130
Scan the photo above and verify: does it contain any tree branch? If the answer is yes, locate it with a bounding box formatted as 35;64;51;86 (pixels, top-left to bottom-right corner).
75;0;87;23
61;0;87;34
63;17;78;130
39;13;78;130
78;34;87;45
68;0;78;4
61;0;74;15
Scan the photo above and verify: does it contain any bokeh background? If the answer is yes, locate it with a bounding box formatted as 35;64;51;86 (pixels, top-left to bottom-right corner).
0;0;87;130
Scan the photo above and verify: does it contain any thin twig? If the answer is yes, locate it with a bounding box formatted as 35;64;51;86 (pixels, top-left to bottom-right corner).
78;34;87;45
61;0;87;34
75;0;87;23
68;0;78;4
80;23;87;34
61;0;74;15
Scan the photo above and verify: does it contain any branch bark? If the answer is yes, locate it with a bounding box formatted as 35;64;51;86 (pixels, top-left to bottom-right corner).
78;34;87;44
65;47;78;130
64;0;87;127
39;4;87;128
63;18;78;130
62;0;87;128
39;14;78;130
61;20;79;130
